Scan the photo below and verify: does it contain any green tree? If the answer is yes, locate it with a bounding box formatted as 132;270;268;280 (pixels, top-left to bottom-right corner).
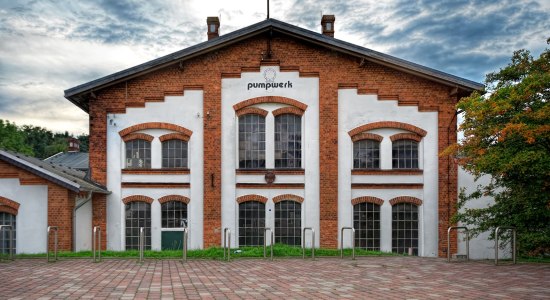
0;119;34;155
447;43;550;256
21;124;54;158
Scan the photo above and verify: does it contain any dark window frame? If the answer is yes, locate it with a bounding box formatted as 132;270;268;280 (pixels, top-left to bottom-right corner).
392;139;419;169
125;201;151;250
238;114;266;169
353;202;381;251
392;203;419;255
275;200;302;246
125;139;152;169
162;139;188;169
0;212;16;255
353;139;380;169
275;114;302;169
238;201;265;246
161;201;188;229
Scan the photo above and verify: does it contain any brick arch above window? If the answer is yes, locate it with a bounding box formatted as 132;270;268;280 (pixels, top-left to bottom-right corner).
390;133;423;142
348;121;427;137
236;194;268;204
273;194;304;204
0;196;20;215
122;195;154;204
119;122;193;138
389;196;423;206
122;133;154;142
158;195;190;204
351;196;384;206
159;133;190;142
233;96;308;111
272;106;304;117
235;107;269;117
351;133;383;142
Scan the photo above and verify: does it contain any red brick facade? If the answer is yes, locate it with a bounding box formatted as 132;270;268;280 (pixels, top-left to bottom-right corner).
85;33;461;256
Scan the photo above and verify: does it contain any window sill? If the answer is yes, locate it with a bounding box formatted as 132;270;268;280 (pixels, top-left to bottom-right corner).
122;168;190;175
236;168;305;175
351;169;423;175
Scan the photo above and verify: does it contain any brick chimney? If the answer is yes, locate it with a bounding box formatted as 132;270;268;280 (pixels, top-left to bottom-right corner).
321;15;335;37
207;17;220;40
68;137;80;152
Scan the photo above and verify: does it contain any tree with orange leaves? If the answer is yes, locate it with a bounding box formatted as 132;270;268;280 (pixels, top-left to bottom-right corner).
448;40;549;257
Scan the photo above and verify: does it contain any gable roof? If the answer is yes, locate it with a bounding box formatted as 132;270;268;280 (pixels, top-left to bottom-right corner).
0;150;109;194
64;18;484;112
44;152;89;171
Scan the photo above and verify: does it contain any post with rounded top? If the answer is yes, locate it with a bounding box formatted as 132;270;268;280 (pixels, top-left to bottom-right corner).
302;227;315;260
263;228;274;261
92;226;101;263
47;226;59;262
495;226;516;265
182;227;189;263
139;227;145;263
447;226;469;263
223;228;231;261
0;225;14;261
340;227;356;260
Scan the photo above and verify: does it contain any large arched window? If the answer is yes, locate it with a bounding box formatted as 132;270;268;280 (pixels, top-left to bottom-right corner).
239;201;265;246
162;140;188;168
0;212;16;255
239;114;266;169
125;202;151;250
275;200;301;246
353;202;380;251
392;140;418;169
125;139;152;169
353;140;380;169
161;201;188;228
275;114;302;168
392;203;419;255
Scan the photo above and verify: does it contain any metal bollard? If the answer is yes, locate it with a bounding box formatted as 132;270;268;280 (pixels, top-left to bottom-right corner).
92;226;101;263
182;227;188;263
447;226;469;262
263;228;274;261
139;227;145;263
495;226;516;265
302;227;315;260
340;227;355;260
223;228;231;261
47;226;59;262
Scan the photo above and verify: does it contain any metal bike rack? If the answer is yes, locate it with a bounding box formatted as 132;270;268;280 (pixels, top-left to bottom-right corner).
0;225;14;261
223;228;231;261
340;227;355;260
495;226;516;265
139;227;145;263
47;226;59;262
302;227;315;260
447;226;469;262
263;228;274;261
92;226;101;263
182;227;189;263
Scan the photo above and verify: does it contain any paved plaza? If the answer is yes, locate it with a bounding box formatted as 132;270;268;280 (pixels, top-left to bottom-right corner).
0;256;549;299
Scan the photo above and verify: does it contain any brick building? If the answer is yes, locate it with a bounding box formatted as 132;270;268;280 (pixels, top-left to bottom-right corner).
63;16;483;257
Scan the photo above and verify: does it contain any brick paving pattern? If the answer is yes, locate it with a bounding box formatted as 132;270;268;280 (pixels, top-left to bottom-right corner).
0;257;549;299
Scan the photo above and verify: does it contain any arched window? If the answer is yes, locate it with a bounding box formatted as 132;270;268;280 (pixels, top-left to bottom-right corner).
353;140;380;169
125;202;151;250
125;139;151;169
0;212;16;255
162;140;188;168
392;140;418;169
275;201;301;246
238;114;266;169
238;201;265;246
353;202;380;251
275;114;302;168
161;201;188;228
392;203;419;255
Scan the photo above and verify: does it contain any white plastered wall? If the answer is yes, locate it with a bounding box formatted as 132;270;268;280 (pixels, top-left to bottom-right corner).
0;178;47;253
106;91;204;250
338;89;439;257
221;67;320;248
75;195;92;251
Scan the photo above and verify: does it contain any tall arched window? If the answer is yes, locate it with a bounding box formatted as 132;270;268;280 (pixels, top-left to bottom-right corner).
353;202;380;250
161;201;188;228
392;139;419;169
275;114;302;168
275;200;301;246
0;212;16;255
239;114;266;169
239;201;265;246
125;202;151;250
392;203;419;255
353;140;380;169
125;139;152;169
162;140;188;168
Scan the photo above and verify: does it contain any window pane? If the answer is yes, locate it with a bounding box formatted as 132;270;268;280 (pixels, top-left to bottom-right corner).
125;202;151;250
238;115;266;169
275;114;302;168
353;140;380;169
161;201;188;229
392;140;419;169
353;202;381;251
275;201;301;246
125;139;151;169
162;140;188;168
238;201;265;246
0;212;16;255
392;203;419;255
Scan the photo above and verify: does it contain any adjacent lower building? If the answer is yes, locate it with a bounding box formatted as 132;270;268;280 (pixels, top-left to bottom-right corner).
60;16;484;257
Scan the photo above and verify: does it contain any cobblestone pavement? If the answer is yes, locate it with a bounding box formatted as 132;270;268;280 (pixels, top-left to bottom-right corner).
0;256;549;299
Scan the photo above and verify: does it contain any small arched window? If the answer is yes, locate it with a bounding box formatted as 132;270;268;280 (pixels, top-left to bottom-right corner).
392;203;419;255
353;202;380;251
0;212;16;255
392;140;418;169
125;139;151;169
125;202;151;250
162;140;188;168
161;201;188;228
275;200;301;246
353;140;380;169
238;201;265;246
275;114;302;168
238;114;266;169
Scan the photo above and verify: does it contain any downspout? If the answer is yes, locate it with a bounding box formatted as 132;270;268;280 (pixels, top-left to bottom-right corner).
73;191;93;252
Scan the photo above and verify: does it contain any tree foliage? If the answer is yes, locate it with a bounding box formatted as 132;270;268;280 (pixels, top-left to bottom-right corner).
0;119;88;159
448;43;550;256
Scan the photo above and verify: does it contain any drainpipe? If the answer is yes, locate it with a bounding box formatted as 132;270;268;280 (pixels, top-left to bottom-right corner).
73;191;93;252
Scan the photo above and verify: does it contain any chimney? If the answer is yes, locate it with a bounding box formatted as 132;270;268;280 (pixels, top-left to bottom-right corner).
207;16;220;40
321;15;335;37
68;137;80;152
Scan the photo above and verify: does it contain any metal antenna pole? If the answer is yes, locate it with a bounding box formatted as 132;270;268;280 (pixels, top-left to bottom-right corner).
267;0;270;19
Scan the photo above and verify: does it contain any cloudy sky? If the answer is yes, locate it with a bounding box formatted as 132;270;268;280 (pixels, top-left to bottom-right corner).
0;0;548;135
